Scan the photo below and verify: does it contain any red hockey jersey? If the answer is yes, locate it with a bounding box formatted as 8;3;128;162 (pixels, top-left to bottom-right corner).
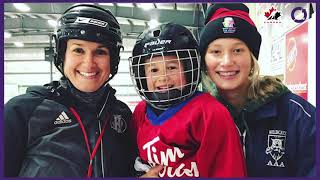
132;92;246;177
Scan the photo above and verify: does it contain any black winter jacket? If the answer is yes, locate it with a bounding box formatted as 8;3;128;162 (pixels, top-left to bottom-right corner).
4;80;136;177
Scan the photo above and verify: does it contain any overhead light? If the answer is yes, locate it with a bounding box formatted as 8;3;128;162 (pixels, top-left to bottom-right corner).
73;3;94;7
13;3;30;12
14;42;24;47
130;19;146;26
137;3;154;11
176;4;193;11
74;3;94;5
117;18;130;25
4;32;12;39
148;19;159;29
117;3;134;8
98;3;114;6
48;19;57;27
155;3;174;10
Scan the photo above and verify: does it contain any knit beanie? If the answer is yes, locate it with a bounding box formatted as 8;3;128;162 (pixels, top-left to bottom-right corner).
199;3;262;67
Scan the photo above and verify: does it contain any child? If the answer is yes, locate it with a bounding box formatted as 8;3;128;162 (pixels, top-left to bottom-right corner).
129;22;246;177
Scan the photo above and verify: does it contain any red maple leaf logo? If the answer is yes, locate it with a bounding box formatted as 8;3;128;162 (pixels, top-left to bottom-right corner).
264;7;276;18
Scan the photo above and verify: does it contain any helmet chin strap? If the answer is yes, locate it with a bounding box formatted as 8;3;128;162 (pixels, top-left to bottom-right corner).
102;73;115;88
54;61;64;76
55;55;116;93
53;45;120;87
145;88;191;110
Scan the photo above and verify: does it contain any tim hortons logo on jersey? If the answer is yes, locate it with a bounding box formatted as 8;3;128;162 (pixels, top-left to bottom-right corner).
142;136;199;177
110;115;127;133
75;17;108;27
144;39;172;48
265;130;287;167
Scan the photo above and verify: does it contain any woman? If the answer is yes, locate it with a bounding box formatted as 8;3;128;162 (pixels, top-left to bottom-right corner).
4;4;136;177
199;3;315;177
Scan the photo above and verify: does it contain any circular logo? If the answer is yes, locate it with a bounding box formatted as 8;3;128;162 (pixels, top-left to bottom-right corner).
291;7;307;23
110;115;127;133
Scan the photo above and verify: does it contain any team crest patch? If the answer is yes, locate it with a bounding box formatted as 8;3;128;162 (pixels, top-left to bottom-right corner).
110;115;127;133
265;130;286;167
222;17;236;33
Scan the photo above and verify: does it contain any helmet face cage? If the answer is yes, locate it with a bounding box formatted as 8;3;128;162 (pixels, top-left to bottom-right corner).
129;48;200;110
54;4;122;81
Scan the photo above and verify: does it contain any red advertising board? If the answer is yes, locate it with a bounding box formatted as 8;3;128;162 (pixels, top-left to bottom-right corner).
284;21;308;100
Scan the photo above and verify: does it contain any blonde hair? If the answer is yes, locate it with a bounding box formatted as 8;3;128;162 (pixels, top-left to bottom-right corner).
201;53;285;102
200;71;219;97
248;54;285;102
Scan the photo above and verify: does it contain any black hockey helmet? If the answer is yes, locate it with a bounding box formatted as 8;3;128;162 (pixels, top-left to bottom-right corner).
129;22;200;110
54;4;123;82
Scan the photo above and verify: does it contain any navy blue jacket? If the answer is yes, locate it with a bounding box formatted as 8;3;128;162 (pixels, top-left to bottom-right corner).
218;88;315;177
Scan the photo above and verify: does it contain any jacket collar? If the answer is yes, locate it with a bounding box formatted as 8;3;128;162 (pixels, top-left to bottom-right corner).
216;86;290;122
40;78;116;112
